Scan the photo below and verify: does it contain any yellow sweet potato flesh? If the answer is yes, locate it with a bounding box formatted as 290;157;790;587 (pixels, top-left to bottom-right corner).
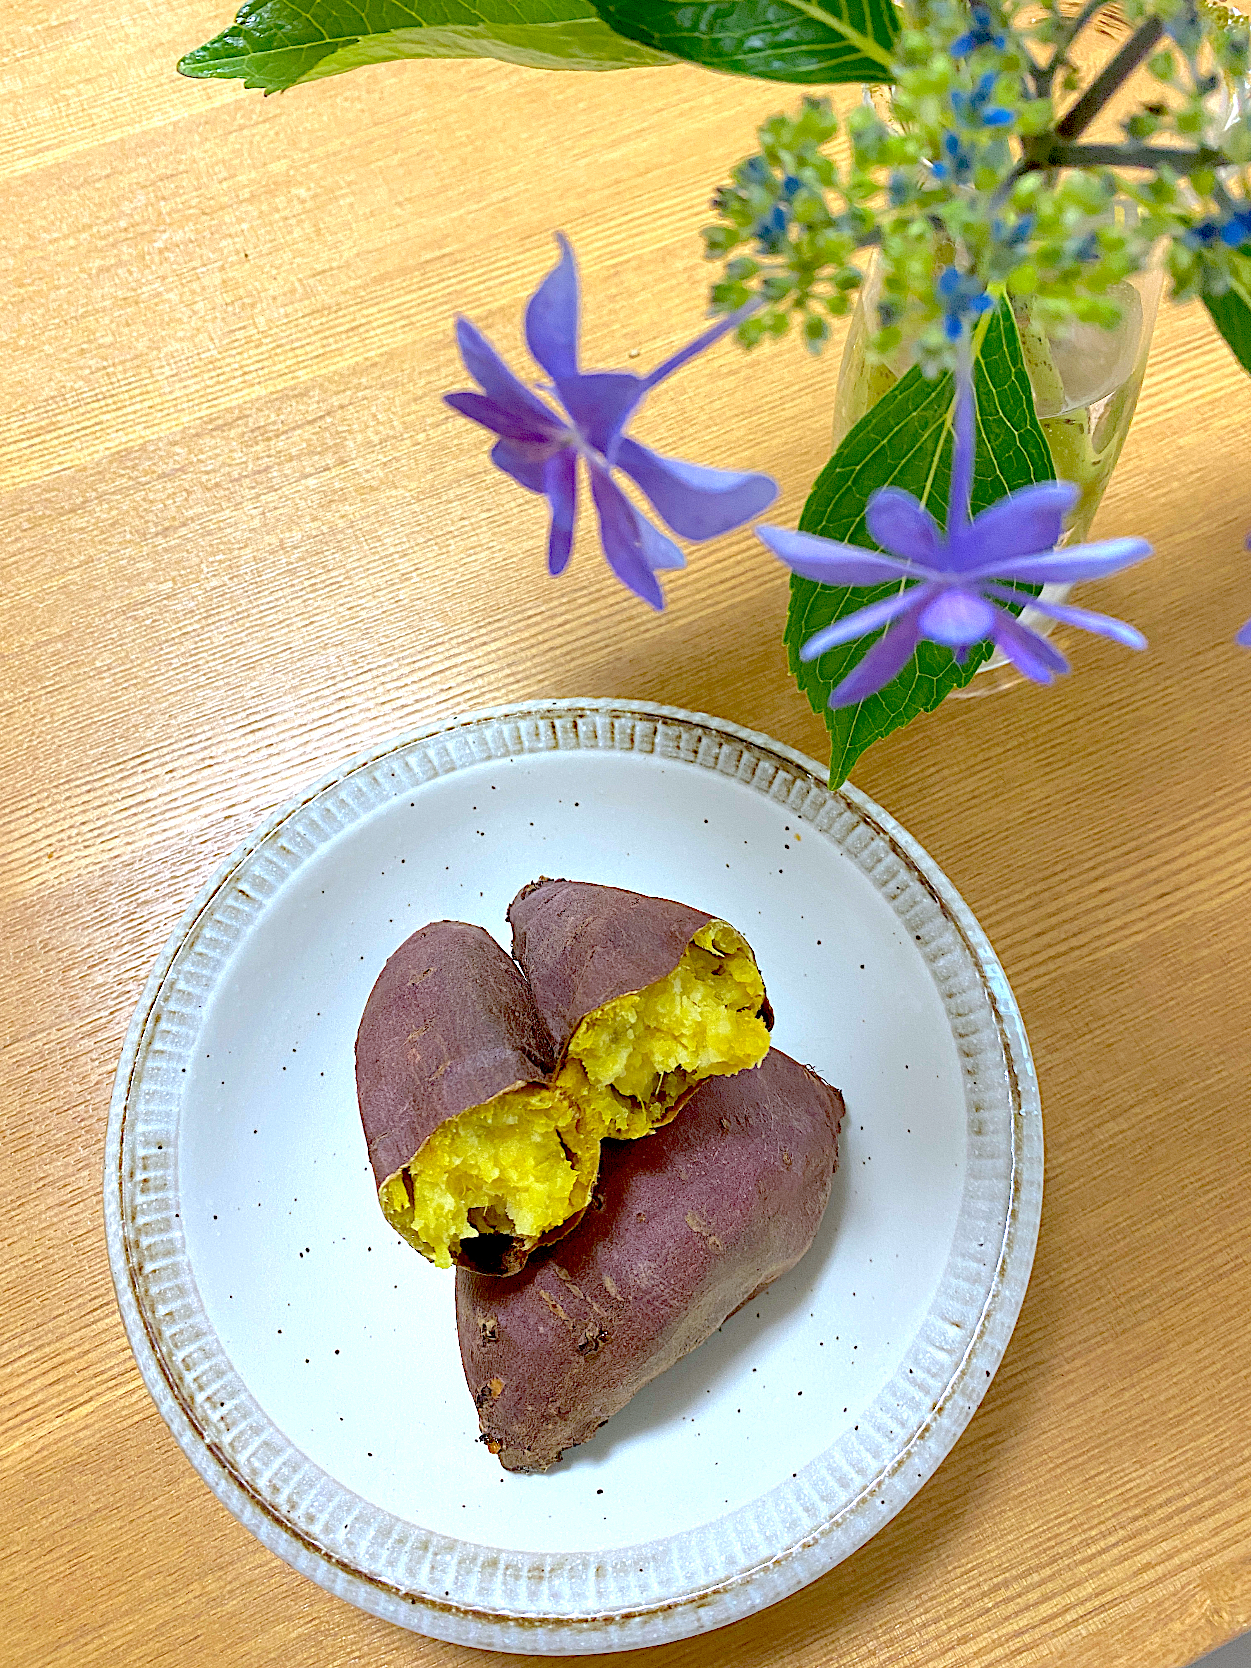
379;1086;596;1268
379;923;768;1266
556;920;770;1138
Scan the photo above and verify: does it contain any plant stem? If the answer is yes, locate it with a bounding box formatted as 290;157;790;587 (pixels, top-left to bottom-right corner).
948;330;976;537
644;296;763;388
1053;16;1167;139
991;36;1226;213
1030;139;1229;170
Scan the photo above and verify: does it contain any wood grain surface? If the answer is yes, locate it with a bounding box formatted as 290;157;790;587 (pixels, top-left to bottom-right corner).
3;4;1250;1665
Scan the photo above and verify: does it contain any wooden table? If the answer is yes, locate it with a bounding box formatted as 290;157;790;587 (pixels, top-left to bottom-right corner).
4;4;1251;1664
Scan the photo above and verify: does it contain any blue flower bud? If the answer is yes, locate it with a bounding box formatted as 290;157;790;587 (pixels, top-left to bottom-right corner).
933;130;975;182
952;70;1013;132
937;266;992;338
950;3;1006;58
993;213;1035;248
753;202;791;254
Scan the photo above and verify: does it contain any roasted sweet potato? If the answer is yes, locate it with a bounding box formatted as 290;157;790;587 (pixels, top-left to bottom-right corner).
508;878;774;1140
356;921;594;1275
457;1047;843;1472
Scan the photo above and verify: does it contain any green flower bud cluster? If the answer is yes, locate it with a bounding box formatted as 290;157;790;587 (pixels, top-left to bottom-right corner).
702;0;1251;373
1123;0;1251;298
702;96;874;352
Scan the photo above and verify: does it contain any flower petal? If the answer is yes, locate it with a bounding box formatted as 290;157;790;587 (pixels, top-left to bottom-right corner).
756;524;922;587
455;318;566;433
525;233;580;382
799;587;923;661
986;609;1070;683
916;587;998;645
635;509;686;571
613;437;777;540
827;613;923;708
951;480;1080;568
544;450;578;576
1239;616;1251;648
967;536;1152;585
557;371;646;455
865;487;944;564
588;465;665;609
490;438;552;493
444;391;559;443
983;585;1147;649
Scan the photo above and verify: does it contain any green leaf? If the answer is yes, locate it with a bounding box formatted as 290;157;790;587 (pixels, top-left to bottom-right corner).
1203;276;1251;376
784;301;1055;789
178;0;674;93
586;0;899;84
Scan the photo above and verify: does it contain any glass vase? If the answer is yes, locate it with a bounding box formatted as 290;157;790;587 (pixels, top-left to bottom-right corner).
831;251;1164;694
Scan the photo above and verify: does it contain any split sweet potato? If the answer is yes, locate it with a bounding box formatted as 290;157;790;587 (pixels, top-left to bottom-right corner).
355;920;593;1275
508;878;774;1140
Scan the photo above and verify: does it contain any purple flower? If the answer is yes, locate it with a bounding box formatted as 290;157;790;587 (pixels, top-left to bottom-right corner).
445;235;778;609
1238;536;1251;647
757;344;1151;707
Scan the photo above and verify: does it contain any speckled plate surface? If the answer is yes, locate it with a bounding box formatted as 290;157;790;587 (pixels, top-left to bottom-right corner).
104;700;1042;1655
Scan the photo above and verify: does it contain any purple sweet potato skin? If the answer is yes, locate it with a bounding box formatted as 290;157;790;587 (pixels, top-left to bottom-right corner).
355;920;555;1190
456;1047;844;1472
507;877;771;1059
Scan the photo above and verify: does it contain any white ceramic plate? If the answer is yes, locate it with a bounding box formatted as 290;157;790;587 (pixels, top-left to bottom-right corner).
105;700;1042;1654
